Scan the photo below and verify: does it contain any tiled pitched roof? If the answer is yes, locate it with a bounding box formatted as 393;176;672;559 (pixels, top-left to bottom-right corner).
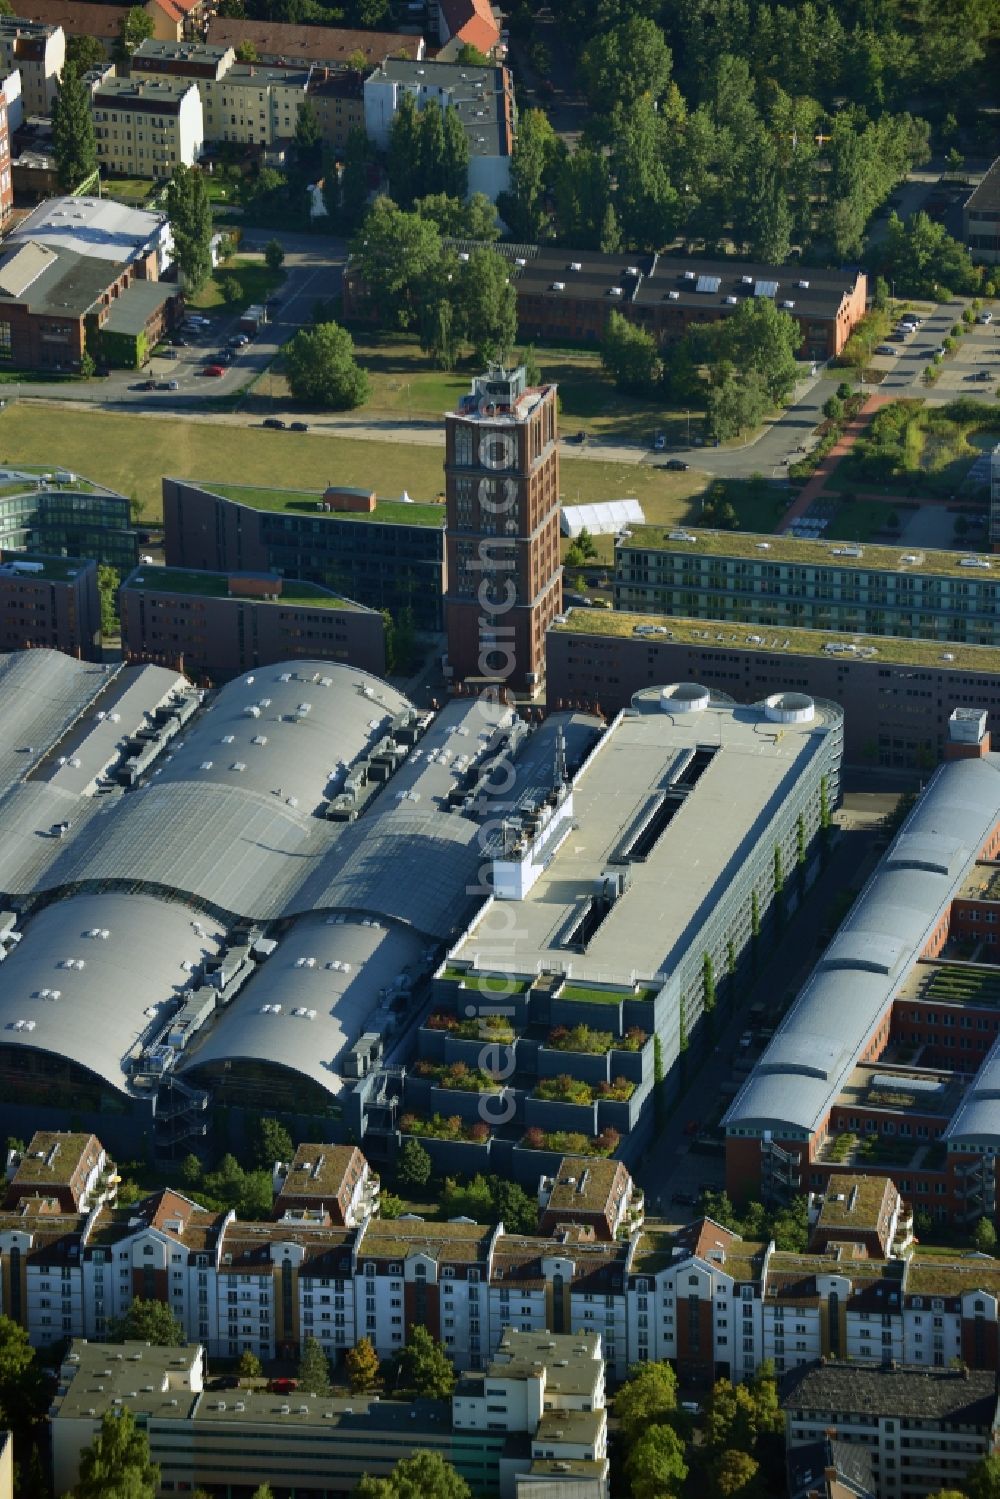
439;0;499;52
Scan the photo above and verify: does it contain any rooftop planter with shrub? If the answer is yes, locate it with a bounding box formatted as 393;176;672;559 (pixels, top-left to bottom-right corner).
521;1126;621;1157
413;1060;502;1093
426;1012;515;1043
400;1112;491;1143
547;1024;647;1054
533;1073;636;1104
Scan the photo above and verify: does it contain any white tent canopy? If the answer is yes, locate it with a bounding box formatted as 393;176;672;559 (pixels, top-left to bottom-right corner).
560;498;645;538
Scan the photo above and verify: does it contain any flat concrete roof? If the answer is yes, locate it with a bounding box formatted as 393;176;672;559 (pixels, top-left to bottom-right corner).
452;689;840;985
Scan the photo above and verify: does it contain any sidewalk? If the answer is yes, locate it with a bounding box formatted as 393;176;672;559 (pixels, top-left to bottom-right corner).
783;394;892;524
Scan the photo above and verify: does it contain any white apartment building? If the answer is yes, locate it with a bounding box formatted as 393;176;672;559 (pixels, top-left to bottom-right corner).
129;40;311;148
3;1138;999;1390
90;76;204;179
0;18;63;114
2;69;23;133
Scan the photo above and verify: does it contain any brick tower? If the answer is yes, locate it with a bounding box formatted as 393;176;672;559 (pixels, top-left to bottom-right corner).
444;365;562;694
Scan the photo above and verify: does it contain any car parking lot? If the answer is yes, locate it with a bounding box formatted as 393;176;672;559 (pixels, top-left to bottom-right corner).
870;299;999;397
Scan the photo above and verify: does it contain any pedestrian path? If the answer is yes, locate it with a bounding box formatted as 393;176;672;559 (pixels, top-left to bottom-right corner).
783;394;893;524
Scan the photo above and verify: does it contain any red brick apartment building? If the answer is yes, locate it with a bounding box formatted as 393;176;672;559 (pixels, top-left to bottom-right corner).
724;712;1000;1232
0;554;100;658
119;564;386;681
344;247;867;361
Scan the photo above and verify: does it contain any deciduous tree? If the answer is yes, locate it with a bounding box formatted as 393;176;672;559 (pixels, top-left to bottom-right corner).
166;165;213;294
601;310;662;395
357;1450;471;1499
458;246;517;362
77;1408;158;1499
346;1336;382;1392
615;1360;678;1442
52;62;97;193
626;1423;688;1499
393;1326;455;1398
283;322;369;409
351;198;442;329
109;1297;185;1346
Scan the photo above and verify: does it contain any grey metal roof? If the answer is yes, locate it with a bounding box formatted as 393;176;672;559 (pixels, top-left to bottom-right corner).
945;1032;1000;1145
153;662;409;815
0;650;112;798
725;756;1000;1136
0;662;419;922
180;913;428;1095
0;891;224;1095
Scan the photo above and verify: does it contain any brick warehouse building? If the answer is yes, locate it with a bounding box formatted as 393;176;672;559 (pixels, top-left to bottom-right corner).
444;364;562;692
344;247;868;362
724;716;1000;1231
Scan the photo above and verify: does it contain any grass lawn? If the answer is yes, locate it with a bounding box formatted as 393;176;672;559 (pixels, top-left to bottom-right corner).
342;333;702;445
102;177;160;205
188;254;284;313
0;405;708;523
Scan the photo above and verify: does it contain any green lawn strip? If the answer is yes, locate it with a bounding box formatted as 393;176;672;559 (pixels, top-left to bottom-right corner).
188;255;284;312
0;405;710;522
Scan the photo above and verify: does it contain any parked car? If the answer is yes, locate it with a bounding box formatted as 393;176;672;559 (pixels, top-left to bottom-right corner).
216;350;235;364
156;379;179;391
975;369;994;381
229;334;250;348
132;379;156;391
978;311;993;325
267;1378;298;1395
159;348;178;360
739;1030;754;1049
263;417;286;429
184;314;210;328
664;458;689;471
170;335;188;347
289;421;309;432
653;432;666;451
875;344;899;356
202;364;225;377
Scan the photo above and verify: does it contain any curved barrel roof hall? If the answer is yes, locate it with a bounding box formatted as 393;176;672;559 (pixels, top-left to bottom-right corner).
0;652;518;1107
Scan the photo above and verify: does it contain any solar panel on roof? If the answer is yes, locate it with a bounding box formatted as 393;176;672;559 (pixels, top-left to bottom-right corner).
695;274;721;293
754;279;779;298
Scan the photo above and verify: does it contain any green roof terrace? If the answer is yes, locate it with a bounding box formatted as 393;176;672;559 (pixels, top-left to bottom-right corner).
0;553;94;582
550;605;1000;673
617;525;996;579
195;480;446;528
122;565;364;610
895;960;1000;1011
